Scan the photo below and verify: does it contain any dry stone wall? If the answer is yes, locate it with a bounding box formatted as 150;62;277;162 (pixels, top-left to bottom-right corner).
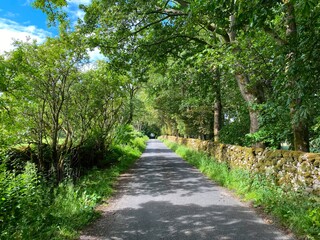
161;136;320;195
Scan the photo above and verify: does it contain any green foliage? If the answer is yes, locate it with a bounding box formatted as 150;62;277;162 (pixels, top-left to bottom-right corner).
0;37;136;180
32;0;320;151
244;102;292;148
145;58;217;138
219;118;249;146
0;162;49;239
310;117;320;153
163;139;320;239
111;124;148;159
310;137;320;153
113;124;137;145
31;0;67;25
131;136;149;153
0;135;148;240
140;123;161;138
3;0;320;235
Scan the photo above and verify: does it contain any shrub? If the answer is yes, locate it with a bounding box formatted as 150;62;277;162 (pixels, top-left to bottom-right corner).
0;162;50;239
0;134;148;239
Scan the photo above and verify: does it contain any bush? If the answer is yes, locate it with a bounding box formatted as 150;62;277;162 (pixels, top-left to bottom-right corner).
0;162;50;239
0;134;148;240
219;120;249;146
113;124;137;145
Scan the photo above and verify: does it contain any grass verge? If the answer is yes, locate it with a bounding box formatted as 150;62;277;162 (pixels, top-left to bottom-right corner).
161;139;320;240
0;136;148;240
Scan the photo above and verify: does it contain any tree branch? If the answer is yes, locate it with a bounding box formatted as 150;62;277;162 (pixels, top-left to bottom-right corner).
174;0;190;8
178;35;212;47
139;34;212;48
263;26;287;46
131;15;171;35
146;8;188;16
163;0;171;9
207;23;230;43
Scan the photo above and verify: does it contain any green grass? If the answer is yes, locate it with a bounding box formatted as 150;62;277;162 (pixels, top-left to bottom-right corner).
0;136;148;240
161;139;320;240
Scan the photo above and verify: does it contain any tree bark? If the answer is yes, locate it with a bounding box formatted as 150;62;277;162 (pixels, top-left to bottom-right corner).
291;104;309;151
228;14;264;147
37;100;46;172
214;100;222;142
235;73;260;134
285;1;309;152
126;85;138;125
213;68;222;142
52;116;61;181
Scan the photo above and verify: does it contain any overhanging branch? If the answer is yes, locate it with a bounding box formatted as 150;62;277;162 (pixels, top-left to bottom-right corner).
264;26;287;46
146;8;188;16
131;15;171;35
139;34;213;48
207;23;230;43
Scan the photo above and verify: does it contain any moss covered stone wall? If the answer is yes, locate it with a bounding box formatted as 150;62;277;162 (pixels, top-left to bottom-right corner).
162;136;320;194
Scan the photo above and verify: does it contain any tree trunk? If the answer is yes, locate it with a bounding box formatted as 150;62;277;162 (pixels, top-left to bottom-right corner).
248;110;259;134
213;68;222;142
214;100;222;142
37;100;46;172
285;1;309;152
291;107;309;151
289;96;309;152
235;73;260;134
127;86;137;125
127;95;134;124
52;119;61;181
235;73;265;148
228;14;264;147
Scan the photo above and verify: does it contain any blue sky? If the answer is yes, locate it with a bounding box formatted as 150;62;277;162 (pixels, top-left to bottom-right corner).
0;0;103;60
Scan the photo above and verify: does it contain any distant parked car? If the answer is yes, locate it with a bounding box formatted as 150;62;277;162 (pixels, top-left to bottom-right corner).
150;133;155;139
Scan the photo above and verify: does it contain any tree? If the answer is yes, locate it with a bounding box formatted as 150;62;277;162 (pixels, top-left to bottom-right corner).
11;31;87;179
32;0;320;151
0;51;28;147
76;0;273;145
236;0;320;150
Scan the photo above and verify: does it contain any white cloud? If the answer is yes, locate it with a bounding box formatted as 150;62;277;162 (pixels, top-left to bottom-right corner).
0;17;105;63
63;0;90;26
79;48;107;71
75;9;85;19
0;18;51;53
4;12;19;18
67;0;91;5
65;8;85;23
88;47;106;62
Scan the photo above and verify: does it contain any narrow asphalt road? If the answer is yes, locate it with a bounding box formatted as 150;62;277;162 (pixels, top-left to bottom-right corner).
80;139;294;240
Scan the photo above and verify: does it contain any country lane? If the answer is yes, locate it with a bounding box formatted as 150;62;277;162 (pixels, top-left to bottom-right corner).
80;139;295;240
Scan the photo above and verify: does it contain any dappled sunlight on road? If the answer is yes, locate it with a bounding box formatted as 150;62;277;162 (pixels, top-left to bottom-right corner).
80;140;294;240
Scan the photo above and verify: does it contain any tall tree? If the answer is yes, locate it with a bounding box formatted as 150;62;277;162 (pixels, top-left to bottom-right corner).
240;0;320;151
33;0;320;151
12;32;86;179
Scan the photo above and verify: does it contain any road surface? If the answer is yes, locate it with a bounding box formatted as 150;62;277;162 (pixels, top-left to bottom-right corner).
80;139;294;240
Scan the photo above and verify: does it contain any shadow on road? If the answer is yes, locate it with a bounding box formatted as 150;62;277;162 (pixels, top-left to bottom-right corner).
119;140;216;198
80;140;293;240
83;200;287;240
